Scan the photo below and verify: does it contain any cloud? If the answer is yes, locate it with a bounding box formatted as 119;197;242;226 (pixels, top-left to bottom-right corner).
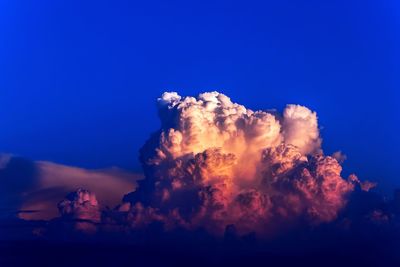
3;92;399;266
58;188;101;233
0;154;142;220
332;151;347;163
0;155;39;219
282;104;321;155
2;91;378;240
121;91;360;236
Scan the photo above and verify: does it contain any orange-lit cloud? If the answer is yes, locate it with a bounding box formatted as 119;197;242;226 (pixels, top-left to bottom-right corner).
117;91;367;236
3;91;374;238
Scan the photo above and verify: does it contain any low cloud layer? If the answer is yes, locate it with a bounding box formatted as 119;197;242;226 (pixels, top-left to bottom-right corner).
0;154;141;220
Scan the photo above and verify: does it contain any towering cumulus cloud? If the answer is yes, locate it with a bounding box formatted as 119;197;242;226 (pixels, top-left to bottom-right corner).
120;91;359;237
58;189;101;233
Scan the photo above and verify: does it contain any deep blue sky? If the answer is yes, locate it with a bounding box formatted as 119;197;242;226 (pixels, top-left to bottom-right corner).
0;0;399;192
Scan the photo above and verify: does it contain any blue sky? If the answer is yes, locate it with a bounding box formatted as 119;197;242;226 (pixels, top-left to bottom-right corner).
0;0;399;192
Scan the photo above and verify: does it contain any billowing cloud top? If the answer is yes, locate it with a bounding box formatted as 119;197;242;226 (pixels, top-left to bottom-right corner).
58;188;101;233
0;91;394;266
120;91;359;236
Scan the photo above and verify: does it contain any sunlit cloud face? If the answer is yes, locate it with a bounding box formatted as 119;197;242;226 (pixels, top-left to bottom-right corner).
0;92;377;240
120;92;361;236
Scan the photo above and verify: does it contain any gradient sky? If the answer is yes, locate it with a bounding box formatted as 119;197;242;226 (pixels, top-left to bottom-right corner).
0;0;399;192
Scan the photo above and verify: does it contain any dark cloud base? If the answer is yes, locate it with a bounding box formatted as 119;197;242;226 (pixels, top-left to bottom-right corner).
2;188;400;267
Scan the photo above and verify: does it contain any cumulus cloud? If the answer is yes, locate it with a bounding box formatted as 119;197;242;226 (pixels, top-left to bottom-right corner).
282;105;321;155
0;155;141;220
2;91;376;240
121;91;360;236
58;189;101;233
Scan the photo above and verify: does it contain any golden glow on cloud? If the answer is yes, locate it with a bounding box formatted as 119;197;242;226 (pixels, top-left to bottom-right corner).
117;91;362;236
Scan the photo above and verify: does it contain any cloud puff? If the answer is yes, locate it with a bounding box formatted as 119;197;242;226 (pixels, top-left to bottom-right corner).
282;105;321;155
58;189;101;233
122;91;359;236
